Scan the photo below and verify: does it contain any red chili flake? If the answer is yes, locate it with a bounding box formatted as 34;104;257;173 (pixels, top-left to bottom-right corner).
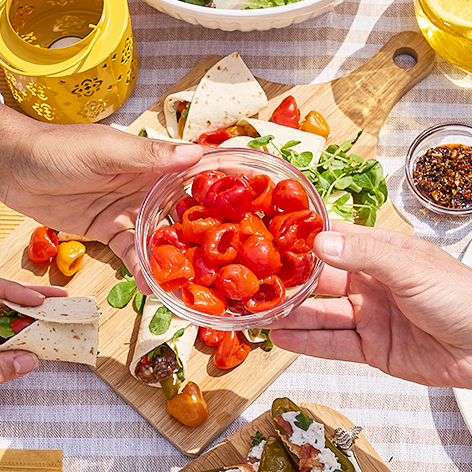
413;144;472;209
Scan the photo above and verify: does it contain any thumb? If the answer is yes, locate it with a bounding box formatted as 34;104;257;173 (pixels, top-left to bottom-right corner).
313;230;424;290
0;351;38;384
95;126;203;174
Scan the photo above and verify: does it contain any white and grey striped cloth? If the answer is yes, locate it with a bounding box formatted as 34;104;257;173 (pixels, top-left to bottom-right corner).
1;0;471;471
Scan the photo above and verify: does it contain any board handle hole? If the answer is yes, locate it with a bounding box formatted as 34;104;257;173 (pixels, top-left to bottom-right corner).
393;47;418;69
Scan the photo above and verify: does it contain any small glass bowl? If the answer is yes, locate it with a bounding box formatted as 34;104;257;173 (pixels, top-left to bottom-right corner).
135;148;329;331
405;123;472;216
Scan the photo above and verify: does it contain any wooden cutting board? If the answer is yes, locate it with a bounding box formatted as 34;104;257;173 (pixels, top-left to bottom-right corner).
181;402;392;472
0;31;434;458
126;30;435;235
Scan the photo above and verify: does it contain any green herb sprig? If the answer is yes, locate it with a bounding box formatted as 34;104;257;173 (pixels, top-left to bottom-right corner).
294;412;313;431
248;131;388;226
251;431;265;446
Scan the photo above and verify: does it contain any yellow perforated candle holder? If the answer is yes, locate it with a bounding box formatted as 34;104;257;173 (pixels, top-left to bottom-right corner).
0;0;138;123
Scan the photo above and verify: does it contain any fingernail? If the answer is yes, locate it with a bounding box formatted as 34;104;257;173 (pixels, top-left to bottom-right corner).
14;354;38;375
176;145;201;158
322;232;344;257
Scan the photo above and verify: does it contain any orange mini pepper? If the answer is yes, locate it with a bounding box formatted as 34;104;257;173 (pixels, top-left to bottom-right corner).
166;381;209;427
56;241;86;276
300;110;330;138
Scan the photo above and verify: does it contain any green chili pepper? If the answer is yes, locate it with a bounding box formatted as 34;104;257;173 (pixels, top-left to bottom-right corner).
271;398;354;472
258;436;293;472
159;375;180;400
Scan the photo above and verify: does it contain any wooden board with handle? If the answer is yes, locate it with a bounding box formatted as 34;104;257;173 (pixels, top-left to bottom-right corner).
0;31;434;457
181;402;391;472
126;30;435;235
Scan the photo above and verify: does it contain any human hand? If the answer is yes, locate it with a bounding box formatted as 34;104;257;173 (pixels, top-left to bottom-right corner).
0;105;203;293
0;278;67;384
267;221;472;388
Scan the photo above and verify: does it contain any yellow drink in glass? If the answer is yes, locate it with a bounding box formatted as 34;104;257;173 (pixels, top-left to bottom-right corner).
414;0;472;73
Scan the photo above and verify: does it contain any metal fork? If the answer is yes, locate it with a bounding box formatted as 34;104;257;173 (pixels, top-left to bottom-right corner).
334;426;364;472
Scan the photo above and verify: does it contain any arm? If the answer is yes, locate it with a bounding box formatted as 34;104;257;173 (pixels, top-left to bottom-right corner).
267;221;472;388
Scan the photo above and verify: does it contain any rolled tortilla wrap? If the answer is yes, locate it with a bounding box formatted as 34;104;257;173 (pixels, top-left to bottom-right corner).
164;52;268;143
0;297;99;366
130;298;198;388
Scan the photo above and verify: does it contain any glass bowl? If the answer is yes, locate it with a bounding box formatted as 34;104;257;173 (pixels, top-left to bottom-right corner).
405;123;472;216
135;148;329;330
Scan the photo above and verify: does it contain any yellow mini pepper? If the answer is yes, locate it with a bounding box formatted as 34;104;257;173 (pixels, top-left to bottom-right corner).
56;241;86;277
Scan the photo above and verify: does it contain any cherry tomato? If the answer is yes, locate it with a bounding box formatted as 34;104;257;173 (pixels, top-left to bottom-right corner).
149;226;191;253
201;223;240;265
243;275;286;313
181;205;223;245
215;264;259;300
214;331;251;369
199;327;225;347
239;234;282;277
28;226;59;263
198;129;232;147
150;244;195;292
271;95;300;129
192;170;226;205
206;176;253;221
273;179;309;212
249;174;276;214
278;249;316;288
176;196;199;222
236;211;274;242
10;316;35;334
269;210;323;253
182;284;227;316
185;246;219;287
166;381;209;427
300;110;330;138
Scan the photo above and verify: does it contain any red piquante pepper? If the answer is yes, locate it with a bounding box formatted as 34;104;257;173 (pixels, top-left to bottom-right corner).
269;209;323;253
181;205;223;244
182;283;227;316
215;264;259;300
249;174;276;214
10;316;35;334
150;244;195;292
185;246;219;287
273;179;309;212
28;226;59;263
149;226;191;253
198;129;232;147
238;234;282;277
206;176;253;221
271;95;301;129
191;170;226;205
175;196;199;222
243;275;286;313
199;327;225;347
214;331;250;369
277;249;315;288
201;223;241;265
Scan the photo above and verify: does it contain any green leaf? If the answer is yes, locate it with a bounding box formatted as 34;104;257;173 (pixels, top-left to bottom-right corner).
134;292;146;314
181;102;191;118
173;328;185;341
138;129;148;137
121;263;134;281
149;306;172;335
147;345;163;362
251;431;265;446
107;280;137;308
247;135;274;148
281;140;301;149
0;315;18;340
294;412;313;431
177;366;185;382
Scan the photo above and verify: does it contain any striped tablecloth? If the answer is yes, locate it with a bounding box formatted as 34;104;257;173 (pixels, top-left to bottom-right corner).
1;0;472;471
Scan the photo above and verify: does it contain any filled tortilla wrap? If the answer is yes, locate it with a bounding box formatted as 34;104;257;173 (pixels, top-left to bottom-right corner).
130;298;198;389
0;297;99;366
164;52;268;143
235;117;327;165
163;87;197;139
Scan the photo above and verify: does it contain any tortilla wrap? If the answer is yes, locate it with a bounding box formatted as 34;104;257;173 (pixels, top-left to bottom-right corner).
0;297;99;366
164;52;268;143
236;118;326;165
130;298;198;387
144;126;188;144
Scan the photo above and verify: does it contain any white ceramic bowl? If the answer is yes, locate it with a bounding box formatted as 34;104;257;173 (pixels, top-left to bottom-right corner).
143;0;344;31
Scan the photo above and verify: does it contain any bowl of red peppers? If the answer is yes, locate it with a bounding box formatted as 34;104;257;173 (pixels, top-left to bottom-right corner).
136;148;329;331
405;123;472;216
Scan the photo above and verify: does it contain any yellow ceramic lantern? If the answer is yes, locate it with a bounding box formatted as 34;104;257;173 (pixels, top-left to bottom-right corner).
0;0;138;123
